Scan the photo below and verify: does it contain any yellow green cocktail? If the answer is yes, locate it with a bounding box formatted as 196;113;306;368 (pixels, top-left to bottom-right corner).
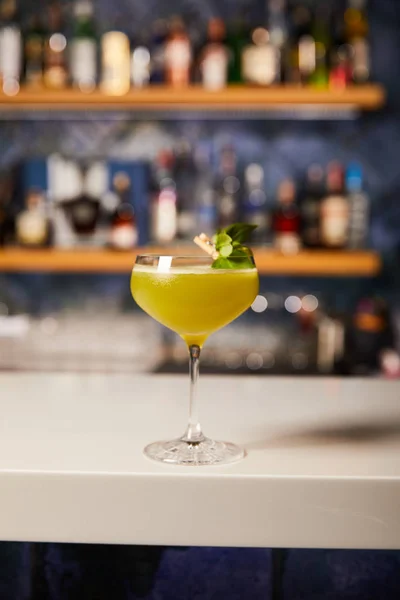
131;265;259;347
131;254;259;466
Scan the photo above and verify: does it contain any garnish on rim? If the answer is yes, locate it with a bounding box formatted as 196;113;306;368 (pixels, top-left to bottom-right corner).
194;223;257;269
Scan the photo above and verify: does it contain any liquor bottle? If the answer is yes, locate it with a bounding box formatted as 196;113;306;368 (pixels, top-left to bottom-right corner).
199;18;228;90
24;14;46;87
215;144;241;229
16;188;52;248
151;150;177;244
320;161;349;249
329;44;351;89
226;12;249;83
346;297;392;375
149;19;167;84
346;163;369;249
309;5;330;88
242;163;269;244
273;179;301;254
301;164;324;248
268;0;287;81
242;27;279;86
131;36;151;88
44;0;68;89
101;28;130;95
297;34;316;84
345;0;370;84
70;0;97;92
345;0;368;42
194;148;216;237
0;171;15;245
109;172;138;250
165;16;191;87
284;4;314;84
60;164;102;241
174;139;197;239
0;0;21;94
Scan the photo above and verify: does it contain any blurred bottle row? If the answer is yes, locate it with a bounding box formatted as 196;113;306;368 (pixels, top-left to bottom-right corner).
0;0;370;95
158;294;399;378
0;145;370;251
0;290;398;377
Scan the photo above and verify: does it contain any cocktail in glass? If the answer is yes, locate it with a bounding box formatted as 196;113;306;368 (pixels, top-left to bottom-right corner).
131;255;259;466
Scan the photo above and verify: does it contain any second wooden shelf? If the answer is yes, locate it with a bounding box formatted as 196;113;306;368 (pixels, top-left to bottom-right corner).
0;248;381;276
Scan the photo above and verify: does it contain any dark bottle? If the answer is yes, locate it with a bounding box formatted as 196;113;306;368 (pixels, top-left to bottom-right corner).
215;144;241;229
173;139;197;240
109;172;138;250
286;4;313;84
0;0;22;94
345;297;393;376
24;14;46;86
44;0;68;89
61;165;101;239
226;13;249;84
0;171;15;246
301;164;324;248
149;19;167;84
194;148;216;237
273;179;301;254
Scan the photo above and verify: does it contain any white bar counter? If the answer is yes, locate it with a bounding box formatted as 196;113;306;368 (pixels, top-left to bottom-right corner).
0;373;399;549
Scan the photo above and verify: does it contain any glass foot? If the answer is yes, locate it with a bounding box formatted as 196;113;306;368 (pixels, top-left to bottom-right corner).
144;437;245;466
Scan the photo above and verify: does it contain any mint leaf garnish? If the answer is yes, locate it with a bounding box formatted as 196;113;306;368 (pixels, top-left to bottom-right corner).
222;223;257;244
211;223;257;269
219;244;233;257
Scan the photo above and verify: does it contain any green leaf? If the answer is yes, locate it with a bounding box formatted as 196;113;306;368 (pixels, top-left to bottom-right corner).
212;255;255;269
214;233;232;250
219;244;233;257
204;222;257;270
211;257;236;269
222;223;258;243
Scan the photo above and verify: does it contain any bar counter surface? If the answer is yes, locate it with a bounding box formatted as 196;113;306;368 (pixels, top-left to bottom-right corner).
0;373;399;549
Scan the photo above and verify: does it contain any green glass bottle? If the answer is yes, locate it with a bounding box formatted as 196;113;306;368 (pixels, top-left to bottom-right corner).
70;0;97;91
310;4;330;87
226;12;249;84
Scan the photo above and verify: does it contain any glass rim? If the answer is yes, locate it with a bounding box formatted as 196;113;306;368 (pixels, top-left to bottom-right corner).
135;254;256;261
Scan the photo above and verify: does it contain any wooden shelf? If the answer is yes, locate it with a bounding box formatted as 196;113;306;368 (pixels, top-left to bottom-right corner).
0;85;385;111
0;248;381;276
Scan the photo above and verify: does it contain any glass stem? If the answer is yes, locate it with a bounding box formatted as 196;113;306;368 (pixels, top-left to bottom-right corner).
182;344;204;443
